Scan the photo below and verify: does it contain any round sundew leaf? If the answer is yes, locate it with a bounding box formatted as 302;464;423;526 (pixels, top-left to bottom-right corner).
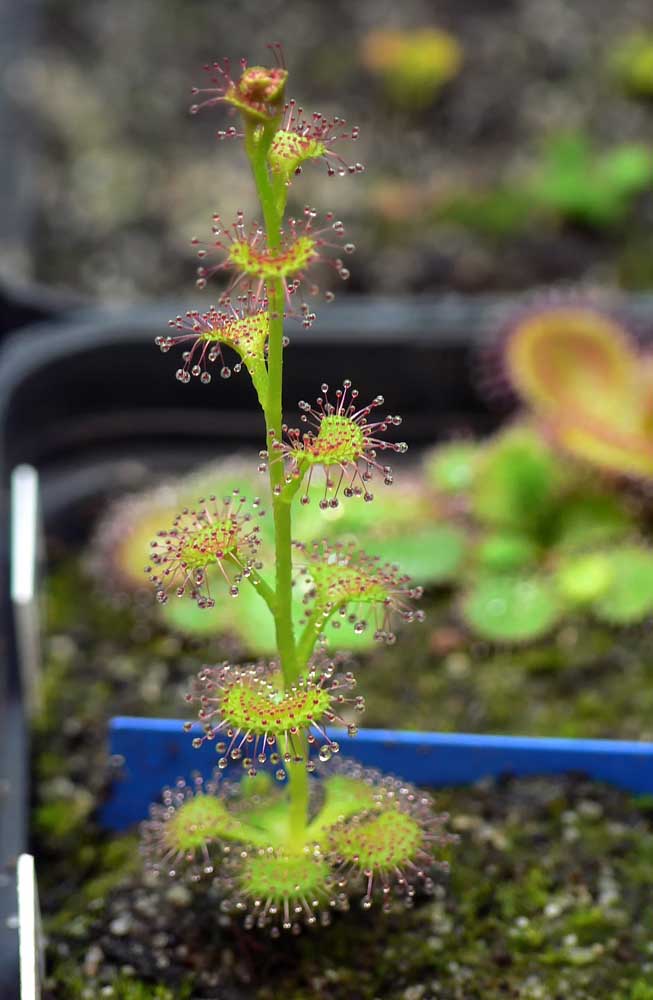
329;808;423;873
238;851;331;905
502;305;653;480
471;426;563;534
553;491;636;551
461;574;562;643
107;456;272;598
367;525;468;585
188;661;361;778
554;552;613;606
221;675;332;734
308;562;389;607
183;461;274;545
424;441;479;494
475;532;540;574
591;546;653;625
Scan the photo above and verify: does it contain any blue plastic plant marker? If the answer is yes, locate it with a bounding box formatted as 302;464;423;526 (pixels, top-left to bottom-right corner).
101;717;653;831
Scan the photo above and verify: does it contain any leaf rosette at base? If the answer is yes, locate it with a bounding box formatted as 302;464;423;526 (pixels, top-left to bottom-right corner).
146;490;265;608
185;659;365;777
297;539;424;645
141;762;454;935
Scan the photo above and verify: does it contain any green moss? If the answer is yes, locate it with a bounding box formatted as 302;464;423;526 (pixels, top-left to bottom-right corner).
49;966;193;1000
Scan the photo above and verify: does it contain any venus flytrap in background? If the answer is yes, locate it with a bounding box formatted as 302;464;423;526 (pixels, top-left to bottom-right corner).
423;301;653;643
503;301;653;481
138;46;454;934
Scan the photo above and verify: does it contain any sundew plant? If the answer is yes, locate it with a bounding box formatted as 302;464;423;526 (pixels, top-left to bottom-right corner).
141;46;454;934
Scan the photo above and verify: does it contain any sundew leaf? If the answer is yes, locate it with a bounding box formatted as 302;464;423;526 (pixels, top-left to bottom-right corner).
117;457;273;596
505;303;637;423
503;304;653;480
461;574;562;643
552;416;653;481
185;460;275;545
591;546;653;625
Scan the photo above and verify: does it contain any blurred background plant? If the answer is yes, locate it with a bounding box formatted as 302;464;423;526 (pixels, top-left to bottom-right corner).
360;27;463;110
609;32;653;99
88;297;653;651
5;0;653;300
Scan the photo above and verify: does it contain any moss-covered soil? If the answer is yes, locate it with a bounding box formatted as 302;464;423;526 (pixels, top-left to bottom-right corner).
33;562;653;1000
35;554;653;997
42;773;653;999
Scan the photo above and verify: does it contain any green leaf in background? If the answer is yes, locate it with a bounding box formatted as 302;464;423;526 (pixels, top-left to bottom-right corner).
553;491;636;551
591;546;653;625
475;532;540;574
471;426;562;536
363;524;468;585
529;132;651;227
555;552;613;605
424;441;479;494
461;574;562;643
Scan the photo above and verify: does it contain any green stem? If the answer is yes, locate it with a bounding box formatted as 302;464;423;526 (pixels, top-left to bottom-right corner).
244;117;308;850
287;753;310;845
